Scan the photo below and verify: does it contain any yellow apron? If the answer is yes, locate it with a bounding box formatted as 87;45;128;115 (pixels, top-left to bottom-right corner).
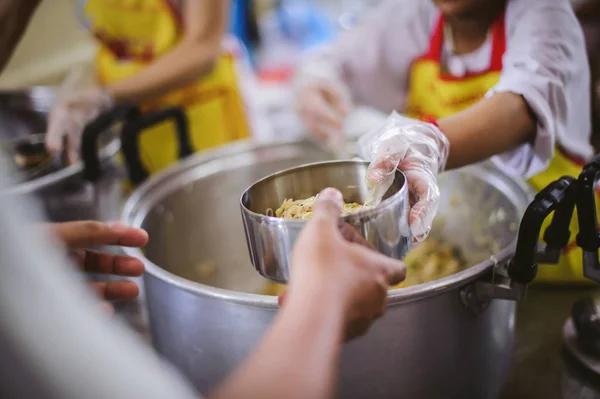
84;0;250;176
406;11;600;284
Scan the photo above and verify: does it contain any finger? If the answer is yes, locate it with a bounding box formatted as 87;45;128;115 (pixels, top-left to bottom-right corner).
311;188;344;223
77;249;145;276
367;157;398;185
403;169;439;241
45;107;69;155
310;95;344;131
321;84;350;115
305;117;332;142
66;134;80;165
351;246;407;286
90;280;140;301
339;223;374;249
409;200;436;242
50;221;149;249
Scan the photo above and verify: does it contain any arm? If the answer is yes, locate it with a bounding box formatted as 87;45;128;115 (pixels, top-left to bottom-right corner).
210;289;344;399
210;188;405;399
440;2;590;173
108;0;228;104
295;0;431;111
439;93;535;170
295;0;432;141
0;0;41;72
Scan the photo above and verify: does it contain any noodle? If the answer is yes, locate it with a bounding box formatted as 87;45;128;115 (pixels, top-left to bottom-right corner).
271;194;365;219
260;237;468;295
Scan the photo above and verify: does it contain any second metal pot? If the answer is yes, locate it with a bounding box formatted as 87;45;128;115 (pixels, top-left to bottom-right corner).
0;88;132;222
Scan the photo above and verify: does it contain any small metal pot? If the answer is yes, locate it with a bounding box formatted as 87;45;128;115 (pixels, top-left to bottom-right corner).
240;160;409;283
0;88;134;222
1;87;191;223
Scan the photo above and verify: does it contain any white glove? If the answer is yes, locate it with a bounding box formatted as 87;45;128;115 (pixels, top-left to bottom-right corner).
358;112;450;243
294;72;352;151
46;87;114;164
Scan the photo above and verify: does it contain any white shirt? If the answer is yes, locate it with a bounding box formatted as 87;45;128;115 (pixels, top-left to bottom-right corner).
0;153;199;398
298;0;593;178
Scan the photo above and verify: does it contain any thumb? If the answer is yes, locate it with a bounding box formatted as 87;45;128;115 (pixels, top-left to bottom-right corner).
312;188;344;222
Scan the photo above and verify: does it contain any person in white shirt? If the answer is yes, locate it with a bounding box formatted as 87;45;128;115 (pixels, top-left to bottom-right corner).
296;0;595;284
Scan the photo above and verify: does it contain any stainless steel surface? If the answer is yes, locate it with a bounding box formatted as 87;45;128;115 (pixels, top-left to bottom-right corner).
240;160;409;283
0;87;123;222
122;139;532;398
563;317;600;375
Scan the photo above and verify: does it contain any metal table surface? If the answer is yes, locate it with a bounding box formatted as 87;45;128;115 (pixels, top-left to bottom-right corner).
500;286;600;399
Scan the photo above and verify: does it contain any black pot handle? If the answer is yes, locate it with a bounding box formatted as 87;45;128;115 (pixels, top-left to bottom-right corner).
81;104;141;182
576;154;600;282
507;175;577;285
120;106;192;185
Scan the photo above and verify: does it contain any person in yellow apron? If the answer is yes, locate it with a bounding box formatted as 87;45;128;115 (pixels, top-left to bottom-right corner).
295;0;596;284
44;0;252;176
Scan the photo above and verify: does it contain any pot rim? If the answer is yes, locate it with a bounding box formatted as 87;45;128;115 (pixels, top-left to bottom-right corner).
239;159;408;225
121;138;533;309
2;86;122;193
6;138;120;194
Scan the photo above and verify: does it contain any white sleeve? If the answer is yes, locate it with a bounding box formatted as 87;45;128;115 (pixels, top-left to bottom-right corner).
294;0;435;113
488;0;592;178
0;153;200;399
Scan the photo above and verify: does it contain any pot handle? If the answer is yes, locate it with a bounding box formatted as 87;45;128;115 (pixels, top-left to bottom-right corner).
576;154;600;282
507;175;577;285
81;104;141;182
461;175;578;313
120;106;192;185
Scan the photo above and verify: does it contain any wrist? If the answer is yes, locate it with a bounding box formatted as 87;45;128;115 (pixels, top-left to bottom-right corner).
283;279;346;337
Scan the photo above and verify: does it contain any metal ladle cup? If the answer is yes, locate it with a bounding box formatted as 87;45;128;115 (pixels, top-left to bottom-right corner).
240;160;411;283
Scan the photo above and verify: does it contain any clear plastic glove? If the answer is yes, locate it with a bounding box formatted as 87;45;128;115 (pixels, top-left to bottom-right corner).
46;87;114;164
294;75;352;151
358;112;450;243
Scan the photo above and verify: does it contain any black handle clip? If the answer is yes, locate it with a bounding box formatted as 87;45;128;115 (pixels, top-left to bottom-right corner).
120;106;192;186
576;154;600;282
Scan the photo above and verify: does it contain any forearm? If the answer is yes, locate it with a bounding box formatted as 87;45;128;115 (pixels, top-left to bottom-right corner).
209;289;345;399
107;40;220;104
438;92;536;170
0;0;41;72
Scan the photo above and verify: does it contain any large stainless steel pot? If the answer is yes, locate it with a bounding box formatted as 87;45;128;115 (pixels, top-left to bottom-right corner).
122;139;533;398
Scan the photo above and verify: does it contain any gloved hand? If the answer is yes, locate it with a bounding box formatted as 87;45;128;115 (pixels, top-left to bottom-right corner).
46;87;114;164
294;74;352;150
358;112;450;243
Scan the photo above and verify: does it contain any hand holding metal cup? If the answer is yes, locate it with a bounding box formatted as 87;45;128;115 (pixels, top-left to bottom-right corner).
240;160;411;284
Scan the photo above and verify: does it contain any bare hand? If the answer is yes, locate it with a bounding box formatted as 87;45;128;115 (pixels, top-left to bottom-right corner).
48;221;148;311
281;188;406;340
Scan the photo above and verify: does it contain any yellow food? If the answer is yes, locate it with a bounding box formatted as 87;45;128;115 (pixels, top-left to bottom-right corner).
260;238;467;295
393;238;466;288
268;195;364;220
